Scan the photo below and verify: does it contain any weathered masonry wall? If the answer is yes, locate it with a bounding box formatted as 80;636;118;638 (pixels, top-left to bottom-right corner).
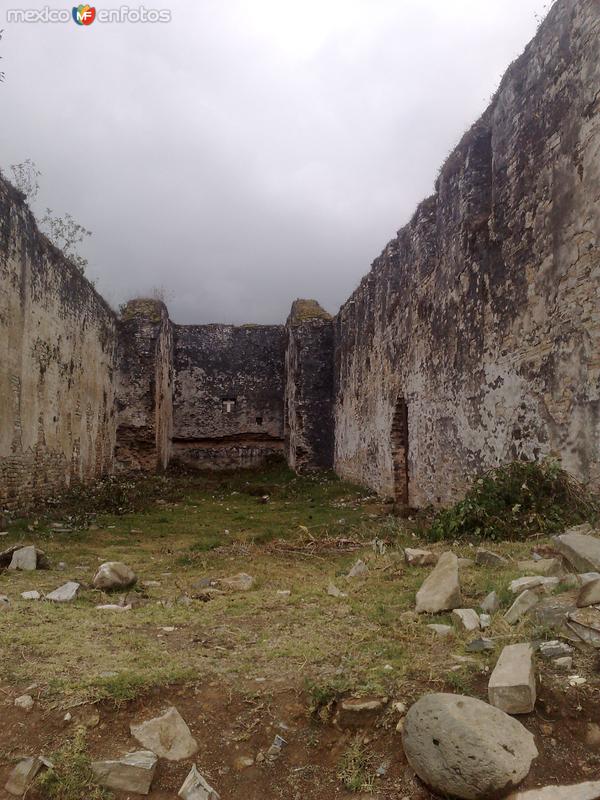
285;300;335;471
0;176;118;509
171;324;286;470
334;0;600;507
115;299;173;472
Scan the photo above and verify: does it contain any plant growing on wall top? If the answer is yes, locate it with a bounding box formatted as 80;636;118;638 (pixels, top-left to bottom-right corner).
9;158;92;275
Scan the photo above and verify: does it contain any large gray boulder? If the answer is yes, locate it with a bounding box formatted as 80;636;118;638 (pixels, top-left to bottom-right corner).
91;750;157;794
552;529;600;572
93;562;137;591
415;552;461;614
130;707;198;761
401;693;538;800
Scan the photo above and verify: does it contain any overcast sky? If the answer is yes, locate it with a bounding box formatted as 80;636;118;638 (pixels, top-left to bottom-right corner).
1;0;553;324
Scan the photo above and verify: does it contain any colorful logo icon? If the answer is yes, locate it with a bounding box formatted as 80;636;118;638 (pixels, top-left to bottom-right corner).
72;5;96;25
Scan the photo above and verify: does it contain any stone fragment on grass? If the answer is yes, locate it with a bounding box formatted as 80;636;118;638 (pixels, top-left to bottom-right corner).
8;546;37;571
451;608;481;631
552;530;600;572
488;643;536;714
327;583;347;598
504;590;540;624
96;603;132;611
479;613;491;628
46;581;80;602
509;576;559;594
178;765;220;800
576;578;600;608
0;595;11;609
538;640;573;659
415;552;461;614
517;558;562;577
401;693;537;800
130;707;198;761
427;624;452;637
218;572;254;591
466;638;495;652
91;750;157;794
480;590;499;614
553;656;573;670
404;548;437;567
347;559;368;578
4;756;52;796
21;590;41;600
93;562;137;591
475;549;507;567
14;694;34;711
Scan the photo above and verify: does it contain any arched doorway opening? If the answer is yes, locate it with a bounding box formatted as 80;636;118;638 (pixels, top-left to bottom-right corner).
391;396;409;509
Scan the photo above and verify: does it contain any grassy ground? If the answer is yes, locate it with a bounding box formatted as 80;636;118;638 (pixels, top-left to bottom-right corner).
0;465;583;709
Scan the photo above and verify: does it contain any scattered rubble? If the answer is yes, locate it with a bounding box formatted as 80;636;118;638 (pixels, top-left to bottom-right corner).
178;765;220;800
451;608;481;632
504;590;540;625
4;756;53;796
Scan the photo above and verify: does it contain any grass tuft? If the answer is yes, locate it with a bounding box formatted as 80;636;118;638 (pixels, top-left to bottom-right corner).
36;730;111;800
337;737;375;792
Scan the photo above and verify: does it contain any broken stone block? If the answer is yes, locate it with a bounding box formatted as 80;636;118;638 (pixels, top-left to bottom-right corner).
335;696;386;729
4;756;53;796
46;581;80;602
576;578;600;607
130;707;198;761
476;549;507;567
0;595;11;610
504;590;540;624
178;765;220;800
91;750;157;794
451;608;481;632
480;590;500;614
93;562;137;591
566;607;600;647
20;590;41;600
479;613;492;629
552;530;600;572
217;572;254;591
415;552;461;614
347;559;368;578
488;643;536;714
553;656;573;670
14;694;34;711
8;546;37;571
506;779;600;799
517;558;562;577
509;576;559;594
404;548;437;567
538;640;573;659
427;624;452;637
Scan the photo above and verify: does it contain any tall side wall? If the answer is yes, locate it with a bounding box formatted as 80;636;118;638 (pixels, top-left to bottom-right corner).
334;0;600;506
115;299;173;472
0;177;118;509
171;324;286;469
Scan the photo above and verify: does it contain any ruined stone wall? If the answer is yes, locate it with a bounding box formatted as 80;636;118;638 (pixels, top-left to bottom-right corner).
115;299;173;472
285;300;335;470
334;0;600;507
172;324;286;469
0;176;118;509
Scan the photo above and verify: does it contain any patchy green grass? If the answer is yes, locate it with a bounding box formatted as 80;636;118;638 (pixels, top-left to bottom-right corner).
36;730;112;800
338;737;376;792
0;464;596;713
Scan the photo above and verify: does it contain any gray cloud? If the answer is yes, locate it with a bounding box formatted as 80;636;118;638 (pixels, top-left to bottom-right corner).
0;0;552;323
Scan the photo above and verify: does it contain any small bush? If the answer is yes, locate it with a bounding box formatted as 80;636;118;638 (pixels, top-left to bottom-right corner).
426;460;599;542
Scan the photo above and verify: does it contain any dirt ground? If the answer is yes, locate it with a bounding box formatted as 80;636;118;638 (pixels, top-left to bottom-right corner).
1;467;599;799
